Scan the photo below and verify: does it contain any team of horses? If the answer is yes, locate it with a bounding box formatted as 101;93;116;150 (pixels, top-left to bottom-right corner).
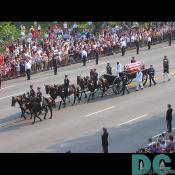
11;75;112;124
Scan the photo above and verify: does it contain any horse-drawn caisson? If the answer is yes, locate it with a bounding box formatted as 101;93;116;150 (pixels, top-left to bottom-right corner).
11;61;150;123
100;61;149;94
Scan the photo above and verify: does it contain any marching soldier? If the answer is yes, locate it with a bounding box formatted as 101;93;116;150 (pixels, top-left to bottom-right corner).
29;85;36;97
64;75;70;98
131;57;136;63
149;64;156;87
121;72;130;95
106;63;112;75
163;56;170;82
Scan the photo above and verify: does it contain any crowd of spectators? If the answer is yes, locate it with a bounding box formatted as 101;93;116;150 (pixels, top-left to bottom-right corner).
0;22;175;80
136;132;175;153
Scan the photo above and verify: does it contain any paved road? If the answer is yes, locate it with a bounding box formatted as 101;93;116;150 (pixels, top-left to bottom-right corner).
0;41;175;153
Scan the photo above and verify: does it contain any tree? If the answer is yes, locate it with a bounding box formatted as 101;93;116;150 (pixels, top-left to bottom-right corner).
0;22;20;53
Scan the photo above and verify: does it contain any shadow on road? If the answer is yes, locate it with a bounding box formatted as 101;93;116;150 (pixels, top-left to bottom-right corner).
45;113;175;153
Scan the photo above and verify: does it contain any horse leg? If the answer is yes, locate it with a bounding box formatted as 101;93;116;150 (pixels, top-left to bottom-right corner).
32;113;36;124
88;93;91;102
49;106;53;119
92;92;95;100
36;112;42;121
80;92;83;101
78;95;81;103
44;107;48;120
58;100;62;110
72;96;76;105
84;91;87;98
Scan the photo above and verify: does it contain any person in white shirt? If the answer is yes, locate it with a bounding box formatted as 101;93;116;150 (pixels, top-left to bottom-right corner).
147;35;151;50
81;49;87;66
136;69;144;91
120;39;126;56
25;60;31;80
115;61;122;77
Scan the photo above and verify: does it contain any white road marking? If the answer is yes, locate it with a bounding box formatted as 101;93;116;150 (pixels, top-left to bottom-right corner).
0;92;25;101
85;106;115;117
163;45;174;49
118;114;148;126
0;85;14;90
152;127;175;139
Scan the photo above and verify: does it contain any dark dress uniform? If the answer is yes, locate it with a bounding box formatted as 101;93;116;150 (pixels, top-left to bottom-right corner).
166;106;173;133
52;56;58;75
106;65;112;75
149;66;156;86
101;129;108;153
93;71;98;88
163;58;169;73
90;69;94;80
131;57;136;63
135;40;139;54
121;74;130;95
168;32;172;46
64;77;70;98
95;50;99;65
30;88;36;98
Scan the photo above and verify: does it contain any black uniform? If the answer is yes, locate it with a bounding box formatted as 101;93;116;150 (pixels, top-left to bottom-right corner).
121;46;125;56
30;88;36;97
131;59;136;63
166;107;173;133
163;58;169;73
90;70;94;80
149;67;156;86
101;131;108;153
52;56;58;75
36;91;42;102
135;40;139;54
121;74;130;95
106;65;112;75
168;32;172;46
95;50;99;65
93;71;98;88
64;78;70;97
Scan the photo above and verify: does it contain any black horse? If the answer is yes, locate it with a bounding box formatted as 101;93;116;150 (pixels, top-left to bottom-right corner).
11;95;29;119
77;76;88;100
45;85;57;107
25;96;53;124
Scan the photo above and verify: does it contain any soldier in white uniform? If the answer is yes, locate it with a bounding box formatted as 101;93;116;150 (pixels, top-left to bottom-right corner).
115;61;122;77
136;69;144;91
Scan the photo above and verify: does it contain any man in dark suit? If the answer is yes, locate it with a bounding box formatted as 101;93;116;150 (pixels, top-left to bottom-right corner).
101;128;109;153
166;104;173;133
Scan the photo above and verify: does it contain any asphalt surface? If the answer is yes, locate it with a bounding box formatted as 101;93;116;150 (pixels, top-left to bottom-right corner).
0;41;175;153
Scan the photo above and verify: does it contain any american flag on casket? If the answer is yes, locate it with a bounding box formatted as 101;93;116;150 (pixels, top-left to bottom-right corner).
124;61;145;72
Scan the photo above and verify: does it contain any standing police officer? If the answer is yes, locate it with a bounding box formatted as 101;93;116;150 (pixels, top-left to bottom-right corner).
163;56;170;82
147;35;151;50
106;63;112;75
25;59;31;80
121;72;130;95
52;54;58;75
149;64;156;87
135;38;139;54
64;75;70;98
95;49;99;65
168;30;172;46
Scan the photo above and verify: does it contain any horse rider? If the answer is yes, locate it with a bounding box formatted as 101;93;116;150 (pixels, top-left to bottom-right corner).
106;63;112;75
90;69;94;80
29;85;36;98
36;87;42;109
64;75;70;98
93;69;98;88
